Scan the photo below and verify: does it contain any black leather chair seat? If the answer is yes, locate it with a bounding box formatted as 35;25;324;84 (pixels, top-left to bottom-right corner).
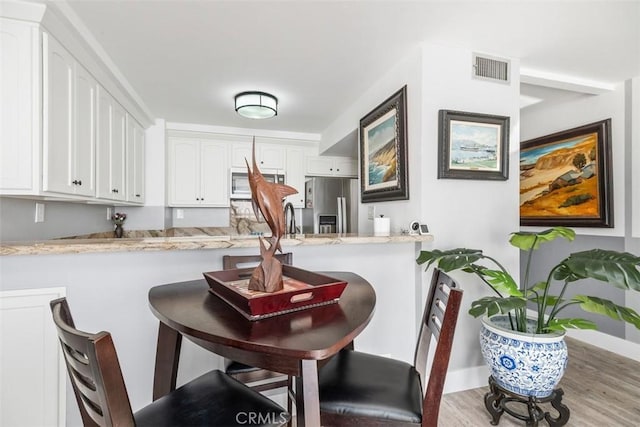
135;370;289;427
318;349;423;424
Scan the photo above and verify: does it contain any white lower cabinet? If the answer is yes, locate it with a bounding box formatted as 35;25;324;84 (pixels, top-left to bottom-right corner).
0;287;67;427
167;138;229;207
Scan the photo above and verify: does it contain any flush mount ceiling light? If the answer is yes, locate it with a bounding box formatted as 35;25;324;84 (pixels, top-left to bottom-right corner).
234;91;278;119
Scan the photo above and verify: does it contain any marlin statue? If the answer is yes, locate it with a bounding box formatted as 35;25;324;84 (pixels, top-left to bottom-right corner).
245;140;298;292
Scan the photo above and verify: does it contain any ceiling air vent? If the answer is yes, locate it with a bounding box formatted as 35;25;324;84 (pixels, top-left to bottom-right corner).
473;53;510;84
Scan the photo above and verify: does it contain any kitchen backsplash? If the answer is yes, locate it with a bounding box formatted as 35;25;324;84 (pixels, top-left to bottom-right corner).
229;199;271;235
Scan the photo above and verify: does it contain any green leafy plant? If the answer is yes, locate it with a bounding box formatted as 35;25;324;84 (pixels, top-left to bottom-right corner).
417;227;640;334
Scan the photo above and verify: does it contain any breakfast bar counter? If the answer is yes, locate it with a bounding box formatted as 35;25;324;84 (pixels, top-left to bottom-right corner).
0;232;433;256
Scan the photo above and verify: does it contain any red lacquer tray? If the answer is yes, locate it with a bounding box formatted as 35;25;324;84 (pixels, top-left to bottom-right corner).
203;265;347;321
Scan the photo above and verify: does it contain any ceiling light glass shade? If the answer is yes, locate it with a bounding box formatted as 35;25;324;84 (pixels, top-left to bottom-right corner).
235;91;278;119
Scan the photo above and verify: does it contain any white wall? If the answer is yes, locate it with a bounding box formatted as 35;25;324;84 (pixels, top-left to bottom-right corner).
322;43;522;375
419;43;522;372
626;76;640;344
322;47;424;236
521;83;627;237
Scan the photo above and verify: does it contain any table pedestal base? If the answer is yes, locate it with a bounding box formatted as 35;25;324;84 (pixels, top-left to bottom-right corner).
484;376;570;427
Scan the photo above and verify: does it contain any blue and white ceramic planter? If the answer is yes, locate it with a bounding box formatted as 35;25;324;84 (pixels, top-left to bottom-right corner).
479;315;568;398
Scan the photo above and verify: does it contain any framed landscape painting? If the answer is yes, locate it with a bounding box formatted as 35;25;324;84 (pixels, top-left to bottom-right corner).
359;86;409;203
438;110;510;180
520;119;613;227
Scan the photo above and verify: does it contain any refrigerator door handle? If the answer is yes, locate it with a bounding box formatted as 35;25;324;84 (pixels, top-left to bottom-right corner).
336;197;343;234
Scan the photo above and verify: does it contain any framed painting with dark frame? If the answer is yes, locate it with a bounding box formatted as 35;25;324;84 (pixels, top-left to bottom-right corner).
359;86;409;203
520;118;613;228
438;110;510;180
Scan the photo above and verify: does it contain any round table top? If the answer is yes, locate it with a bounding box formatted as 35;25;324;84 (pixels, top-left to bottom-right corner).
148;271;376;360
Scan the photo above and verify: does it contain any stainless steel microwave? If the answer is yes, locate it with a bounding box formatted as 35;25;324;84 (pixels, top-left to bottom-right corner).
229;167;285;199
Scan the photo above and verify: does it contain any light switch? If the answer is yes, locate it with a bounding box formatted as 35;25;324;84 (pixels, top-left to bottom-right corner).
367;205;376;220
35;203;45;223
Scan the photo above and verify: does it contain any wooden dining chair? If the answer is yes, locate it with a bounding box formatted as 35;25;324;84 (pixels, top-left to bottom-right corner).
50;297;290;427
317;268;463;427
222;253;295;415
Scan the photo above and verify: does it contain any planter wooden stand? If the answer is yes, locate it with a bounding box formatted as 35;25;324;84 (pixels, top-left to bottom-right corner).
484;376;570;426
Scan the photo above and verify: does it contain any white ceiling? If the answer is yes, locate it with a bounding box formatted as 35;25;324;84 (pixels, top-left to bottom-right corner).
49;0;639;141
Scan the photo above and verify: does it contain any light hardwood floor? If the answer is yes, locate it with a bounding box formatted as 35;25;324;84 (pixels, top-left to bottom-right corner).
439;337;640;426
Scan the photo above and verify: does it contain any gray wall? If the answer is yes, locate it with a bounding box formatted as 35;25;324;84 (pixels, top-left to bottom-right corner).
520;235;626;337
0;197;114;241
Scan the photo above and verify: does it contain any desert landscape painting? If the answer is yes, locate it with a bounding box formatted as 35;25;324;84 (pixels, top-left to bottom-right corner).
520;132;600;219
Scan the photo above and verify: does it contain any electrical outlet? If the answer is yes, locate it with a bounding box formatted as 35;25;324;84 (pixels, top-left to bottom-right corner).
35;203;45;223
106;207;113;220
176;209;184;219
367;205;376;220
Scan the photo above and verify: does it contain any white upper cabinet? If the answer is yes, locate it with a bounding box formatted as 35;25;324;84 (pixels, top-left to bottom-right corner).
231;142;285;170
0;18;147;204
96;86;126;201
0;18;39;193
305;156;358;177
167;138;229;207
126;115;145;204
42;33;96;197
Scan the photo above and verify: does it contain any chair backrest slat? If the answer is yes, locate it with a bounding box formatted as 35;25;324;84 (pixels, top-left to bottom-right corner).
50;298;134;427
412;269;463;427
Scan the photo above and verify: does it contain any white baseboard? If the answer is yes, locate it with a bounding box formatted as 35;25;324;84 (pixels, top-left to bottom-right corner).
443;328;640;395
566;329;640;362
444;365;489;394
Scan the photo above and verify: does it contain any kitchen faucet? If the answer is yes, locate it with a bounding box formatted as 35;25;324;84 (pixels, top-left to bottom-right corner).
283;202;297;235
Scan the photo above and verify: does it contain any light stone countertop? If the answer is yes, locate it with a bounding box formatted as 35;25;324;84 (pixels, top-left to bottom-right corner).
0;233;434;256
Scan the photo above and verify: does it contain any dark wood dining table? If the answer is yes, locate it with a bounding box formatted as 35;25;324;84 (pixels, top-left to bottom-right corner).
148;271;376;427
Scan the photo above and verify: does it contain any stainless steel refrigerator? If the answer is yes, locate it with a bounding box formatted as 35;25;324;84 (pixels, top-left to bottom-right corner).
301;177;359;234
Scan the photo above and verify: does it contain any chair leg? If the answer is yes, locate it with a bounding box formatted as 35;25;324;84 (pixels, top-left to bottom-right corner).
286;376;295;427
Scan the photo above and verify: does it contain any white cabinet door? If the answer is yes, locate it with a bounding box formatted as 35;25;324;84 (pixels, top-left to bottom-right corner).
231;142;285;170
96;86;126;201
167;138;229;207
168;138;200;205
126;116;145;203
258;144;285;169
43;35;97;197
305;156;357;177
73;63;96;197
285;147;306;208
43;34;74;194
0;19;39;193
200;141;229;206
231;142;251;168
333;157;357;177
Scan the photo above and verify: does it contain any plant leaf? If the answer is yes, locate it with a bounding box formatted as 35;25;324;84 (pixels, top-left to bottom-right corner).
509;227;575;250
563;249;640;290
480;269;522;296
545;318;597;331
553;263;583;282
468;296;526;318
416;248;483;272
572;295;640;329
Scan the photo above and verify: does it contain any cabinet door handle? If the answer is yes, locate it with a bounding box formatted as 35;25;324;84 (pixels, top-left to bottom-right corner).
135;194;140;197
78;180;82;186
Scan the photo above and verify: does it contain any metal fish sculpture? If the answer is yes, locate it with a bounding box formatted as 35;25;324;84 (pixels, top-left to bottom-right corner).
245;140;298;292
